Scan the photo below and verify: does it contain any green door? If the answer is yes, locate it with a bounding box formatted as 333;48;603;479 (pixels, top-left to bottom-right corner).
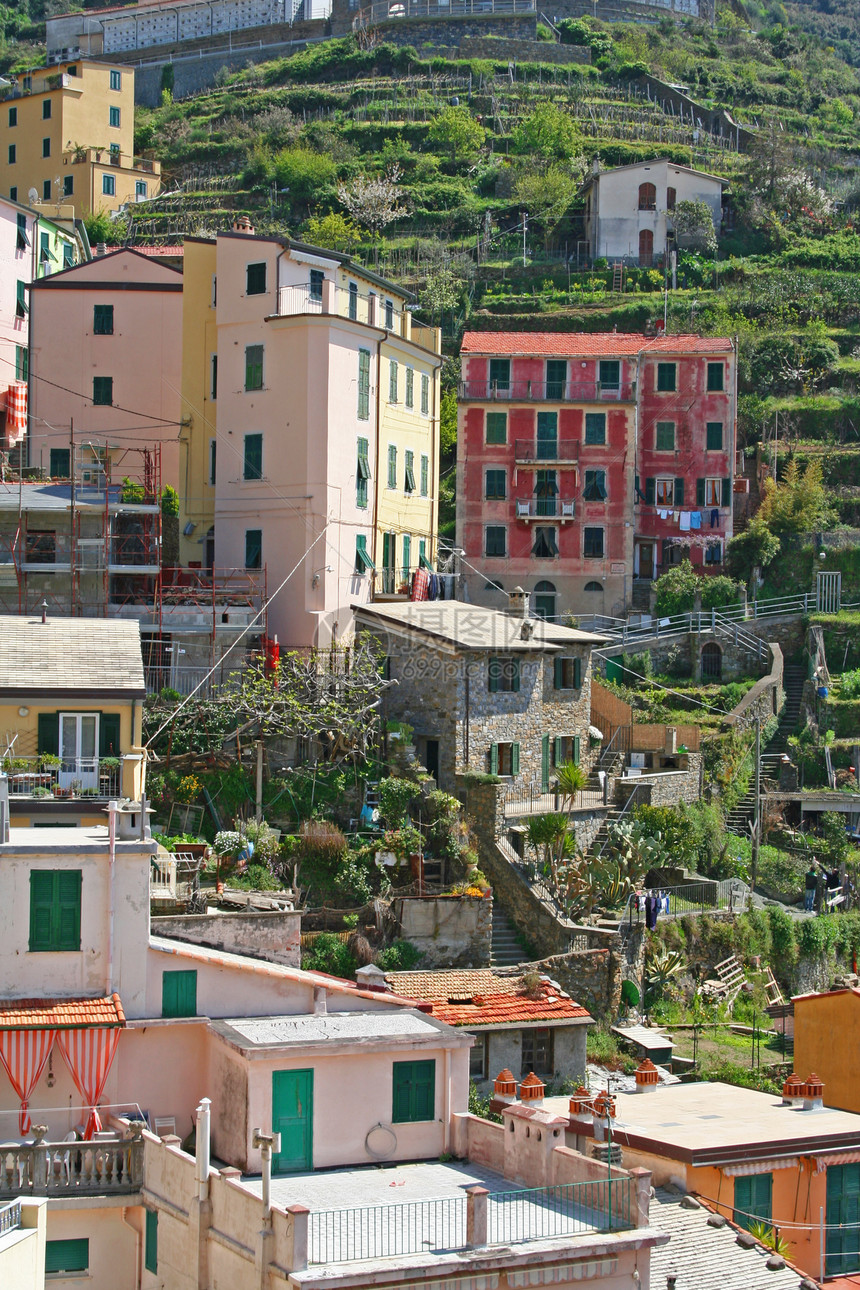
272;1070;313;1174
827;1163;860;1274
605;657;624;684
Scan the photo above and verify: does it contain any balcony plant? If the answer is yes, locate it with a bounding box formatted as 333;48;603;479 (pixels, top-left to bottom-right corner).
32;785;52;798
39;753;62;772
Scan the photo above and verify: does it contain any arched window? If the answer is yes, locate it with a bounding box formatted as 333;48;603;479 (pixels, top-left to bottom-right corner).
638;182;657;211
584;581;603;592
701;642;722;680
533;580;556;621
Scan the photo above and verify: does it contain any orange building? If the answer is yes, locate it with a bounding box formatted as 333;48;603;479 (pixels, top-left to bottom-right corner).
794;986;860;1116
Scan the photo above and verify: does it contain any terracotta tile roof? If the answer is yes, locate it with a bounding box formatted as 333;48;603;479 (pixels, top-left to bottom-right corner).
0;994;126;1030
386;969;592;1027
135;245;184;257
460;331;733;356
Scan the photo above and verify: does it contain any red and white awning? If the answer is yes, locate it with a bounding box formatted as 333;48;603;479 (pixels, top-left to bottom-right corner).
0;995;125;1139
5;382;26;447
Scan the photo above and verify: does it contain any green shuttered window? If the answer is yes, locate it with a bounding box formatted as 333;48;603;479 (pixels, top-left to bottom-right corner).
46;1239;89;1274
145;1209;158;1273
392;1060;435;1123
733;1173;772;1233
29;870;81;951
162;969;198;1018
358;349;370;420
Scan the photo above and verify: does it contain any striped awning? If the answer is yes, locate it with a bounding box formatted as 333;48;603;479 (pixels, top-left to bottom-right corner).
723;1157;799;1177
814;1151;860;1172
5;382;26;446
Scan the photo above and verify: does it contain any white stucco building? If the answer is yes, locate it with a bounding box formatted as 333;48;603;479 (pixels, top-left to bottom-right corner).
581;158;727;266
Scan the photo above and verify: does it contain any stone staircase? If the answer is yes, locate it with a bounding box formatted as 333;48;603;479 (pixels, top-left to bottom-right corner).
726;664;806;836
490;907;524;968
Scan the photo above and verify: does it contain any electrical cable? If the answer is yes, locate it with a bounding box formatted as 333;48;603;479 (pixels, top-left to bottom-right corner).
0;350;183;426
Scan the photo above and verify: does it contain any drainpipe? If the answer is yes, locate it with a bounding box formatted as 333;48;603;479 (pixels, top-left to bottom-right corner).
370;331;384;588
120;1208;142;1289
443;1047;451;1153
196;1097;211;1201
107;800;117;994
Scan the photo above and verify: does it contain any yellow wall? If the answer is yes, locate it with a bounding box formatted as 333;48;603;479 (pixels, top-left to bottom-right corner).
794;990;860;1114
178;238;217;566
0;60;154;216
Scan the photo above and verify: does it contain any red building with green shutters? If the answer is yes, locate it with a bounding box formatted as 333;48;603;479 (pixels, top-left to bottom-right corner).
456;331;736;620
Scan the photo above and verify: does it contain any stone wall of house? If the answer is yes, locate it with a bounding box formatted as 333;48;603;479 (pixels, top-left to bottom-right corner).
394;894;492;968
481;1021;588;1090
151;910;301;967
522;947;623;1021
367;624;596;793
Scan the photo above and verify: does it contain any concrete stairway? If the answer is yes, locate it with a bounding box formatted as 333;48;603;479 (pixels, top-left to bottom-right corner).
490;907;524;968
726;664;806;836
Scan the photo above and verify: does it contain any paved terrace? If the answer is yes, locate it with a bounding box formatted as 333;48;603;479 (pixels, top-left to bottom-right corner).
244;1159;630;1264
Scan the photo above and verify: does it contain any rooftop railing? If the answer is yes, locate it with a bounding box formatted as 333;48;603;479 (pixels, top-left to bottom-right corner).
3;756;121;801
308;1179;633;1265
0;1198;21;1236
276;282;409;338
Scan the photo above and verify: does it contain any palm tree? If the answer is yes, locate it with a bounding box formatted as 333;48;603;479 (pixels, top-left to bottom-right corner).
554;760;588;813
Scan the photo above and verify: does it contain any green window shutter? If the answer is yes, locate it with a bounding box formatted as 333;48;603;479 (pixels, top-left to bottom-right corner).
145;1209;158;1274
734;1173;772;1232
357;349;370;420
573;734;581;765
707;362;724;391
554;657;563;690
553;736;562;766
511;662;520;692
37;712;59;756
412;1060;435;1119
489;743;499;775
722;477;731;507
573;657;582;689
541;734;550;792
511;743;520;776
244;433;263;480
387;445;397;488
706;421;723;450
421;373;429;415
405;367;414;407
696;478;706;506
674;477;685;506
389;360;398;403
420;455;429;496
45;1239;89;1274
488;660;499;693
29;870;55;951
99;712;121;757
162;969;197;1018
486;412;506;445
391;1067;412;1122
645;477;655;506
56;870;82;950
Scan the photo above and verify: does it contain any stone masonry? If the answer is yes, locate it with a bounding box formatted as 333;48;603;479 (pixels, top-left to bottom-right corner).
394;894;492;968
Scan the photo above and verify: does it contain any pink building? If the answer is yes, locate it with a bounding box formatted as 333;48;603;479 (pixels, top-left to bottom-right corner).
457;331;736;621
27;247;182;487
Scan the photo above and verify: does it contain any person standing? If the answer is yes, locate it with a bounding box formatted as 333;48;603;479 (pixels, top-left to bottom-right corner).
804;863;818;912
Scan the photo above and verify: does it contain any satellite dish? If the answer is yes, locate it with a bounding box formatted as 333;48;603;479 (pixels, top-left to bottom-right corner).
28;187;39;205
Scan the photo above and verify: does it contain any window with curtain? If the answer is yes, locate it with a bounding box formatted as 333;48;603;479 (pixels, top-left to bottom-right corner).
532;526;559;558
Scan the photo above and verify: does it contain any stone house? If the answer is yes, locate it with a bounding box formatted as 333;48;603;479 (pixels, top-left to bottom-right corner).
387;967;593;1090
353;593;608;793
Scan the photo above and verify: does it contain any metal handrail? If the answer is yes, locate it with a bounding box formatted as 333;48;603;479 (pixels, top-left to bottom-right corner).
595;788;638;861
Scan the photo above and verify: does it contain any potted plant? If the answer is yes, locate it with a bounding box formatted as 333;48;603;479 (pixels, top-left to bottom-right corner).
32;785;52;798
100;756;121;789
39;753;62;773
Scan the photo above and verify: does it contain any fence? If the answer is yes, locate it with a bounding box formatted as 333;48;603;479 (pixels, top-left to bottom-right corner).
619;879;750;934
308;1180;632;1264
2;756;121;800
503;784;604;819
0;1198;20;1235
0;1138;143;1200
353;0;536;29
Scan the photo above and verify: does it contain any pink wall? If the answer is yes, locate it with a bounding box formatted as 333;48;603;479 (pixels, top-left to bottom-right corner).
0;202;36;426
28;249;182;486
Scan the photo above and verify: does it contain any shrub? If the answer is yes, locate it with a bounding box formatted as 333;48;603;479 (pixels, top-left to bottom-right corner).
376;939;423;971
378;777;419;826
303;933;357;977
272;146;338;199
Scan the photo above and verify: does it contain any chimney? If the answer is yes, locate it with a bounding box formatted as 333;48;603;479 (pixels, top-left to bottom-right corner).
355;963;389;993
492;1069;517;1102
519;1072;545;1104
40;598;48;624
96;242;107;257
802;1073;824;1111
634;1058;660;1094
508;587;529;619
568;1084;591;1116
781;1073;805;1107
232;215;255;235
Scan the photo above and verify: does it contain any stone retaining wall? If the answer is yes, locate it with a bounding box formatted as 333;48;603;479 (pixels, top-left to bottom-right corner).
394;894;492;967
725;643;784;733
454;35;590;63
610;755;702;808
152;908;301;966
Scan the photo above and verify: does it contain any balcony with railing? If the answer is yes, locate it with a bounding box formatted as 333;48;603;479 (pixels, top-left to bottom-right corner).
3;756;121;801
460;379;635;403
0;1133;143;1200
514;497;576;521
1;72;71;99
514;438;580;465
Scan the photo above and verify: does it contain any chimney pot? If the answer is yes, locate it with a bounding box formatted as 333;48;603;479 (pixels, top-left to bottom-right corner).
802;1073;824;1110
519;1072;545;1102
635;1058;660;1093
232;215;255;236
355;963;389;992
493;1068;517;1099
782;1073;805;1105
569;1084;591;1115
508;587;529;619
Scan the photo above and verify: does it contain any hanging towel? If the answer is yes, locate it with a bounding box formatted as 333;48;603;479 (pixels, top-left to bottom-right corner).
411;568;430;602
710;508;719;528
428;573;438;600
679;511;691;532
690;511;702;530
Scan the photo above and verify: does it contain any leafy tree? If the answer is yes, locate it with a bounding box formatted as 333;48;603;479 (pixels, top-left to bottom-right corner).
671;199;718;254
757;457;837;535
337;166;407;262
653;560;700;616
725;517;780;582
427;106;486;164
304;211;362;253
273;146;338;200
439;387;457;456
421;266;461;322
83;207;121;246
514;165;580;248
511;103;581;161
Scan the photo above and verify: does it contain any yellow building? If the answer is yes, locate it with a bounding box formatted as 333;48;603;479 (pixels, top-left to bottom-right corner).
178;222;441;646
793;985;860;1114
0;614;146;826
0;59;160;217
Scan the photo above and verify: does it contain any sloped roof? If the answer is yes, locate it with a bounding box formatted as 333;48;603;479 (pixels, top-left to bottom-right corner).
582;158;728;184
648;1187;807;1290
353;601;608;653
0;615;145;696
0;994;126;1029
386;969;592;1029
461;331;733;356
